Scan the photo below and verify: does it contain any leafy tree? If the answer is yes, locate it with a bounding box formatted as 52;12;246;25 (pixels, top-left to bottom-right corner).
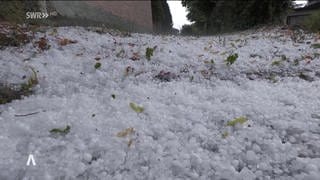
304;10;320;32
182;0;292;34
180;24;201;35
180;24;193;35
181;0;217;34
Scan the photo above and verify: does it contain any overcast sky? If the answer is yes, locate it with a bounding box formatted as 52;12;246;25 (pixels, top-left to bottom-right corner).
167;0;308;30
167;1;191;30
295;0;308;5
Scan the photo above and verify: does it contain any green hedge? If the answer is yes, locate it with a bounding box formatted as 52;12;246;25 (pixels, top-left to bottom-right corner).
305;10;320;32
0;1;39;23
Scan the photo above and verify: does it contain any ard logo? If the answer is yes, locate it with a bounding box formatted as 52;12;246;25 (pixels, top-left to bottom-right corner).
26;154;36;166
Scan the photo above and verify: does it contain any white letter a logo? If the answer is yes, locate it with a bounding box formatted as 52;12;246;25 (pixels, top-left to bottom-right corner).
26;154;36;166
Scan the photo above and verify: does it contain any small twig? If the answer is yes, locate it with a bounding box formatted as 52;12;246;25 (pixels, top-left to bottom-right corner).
14;111;41;117
134;71;145;77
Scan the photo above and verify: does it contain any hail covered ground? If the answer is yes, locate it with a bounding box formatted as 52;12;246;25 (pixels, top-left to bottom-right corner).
0;26;320;179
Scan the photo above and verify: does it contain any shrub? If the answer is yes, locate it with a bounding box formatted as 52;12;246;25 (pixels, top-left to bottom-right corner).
0;1;39;23
304;10;320;32
20;67;38;93
0;26;31;48
180;24;193;35
0;84;20;104
0;1;25;23
0;67;38;105
180;24;202;36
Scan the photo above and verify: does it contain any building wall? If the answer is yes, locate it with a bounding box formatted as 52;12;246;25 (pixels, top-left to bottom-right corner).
85;1;152;31
287;14;310;26
286;10;316;26
45;1;153;32
287;2;320;26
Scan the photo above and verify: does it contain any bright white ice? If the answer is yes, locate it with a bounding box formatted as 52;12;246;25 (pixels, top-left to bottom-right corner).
0;26;320;179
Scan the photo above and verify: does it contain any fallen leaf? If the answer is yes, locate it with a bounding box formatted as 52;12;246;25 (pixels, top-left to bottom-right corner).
58;38;77;46
129;102;144;113
117;127;134;137
128;43;135;47
225;53;238;66
204;60;215;64
116;49;125;58
49;28;58;36
200;70;211;79
130;52;140;61
36;37;50;50
128;139;133;147
304;55;313;60
155;70;177;82
227;116;248;126
50;125;70;135
153;45;158;50
222;131;229;138
125;66;134;76
211;51;220;54
94;62;101;69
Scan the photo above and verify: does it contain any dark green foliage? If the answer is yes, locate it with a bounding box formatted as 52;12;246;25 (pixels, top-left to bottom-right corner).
0;1;25;23
182;0;216;34
271;60;282;66
299;72;314;82
151;0;173;34
129;102;144;113
311;43;320;49
190;76;194;81
50;125;71;135
0;1;39;23
181;24;193;35
0;68;38;104
293;59;300;66
0;30;30;48
94;62;101;69
111;94;116;99
304;10;320;32
180;24;202;35
0;23;32;49
222;131;229;138
146;47;154;61
225;53;238;66
0;85;21;104
182;0;292;34
155;70;177;82
227;116;248;126
267;74;278;83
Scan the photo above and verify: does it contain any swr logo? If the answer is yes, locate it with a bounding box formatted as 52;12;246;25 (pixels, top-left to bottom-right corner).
26;12;49;19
